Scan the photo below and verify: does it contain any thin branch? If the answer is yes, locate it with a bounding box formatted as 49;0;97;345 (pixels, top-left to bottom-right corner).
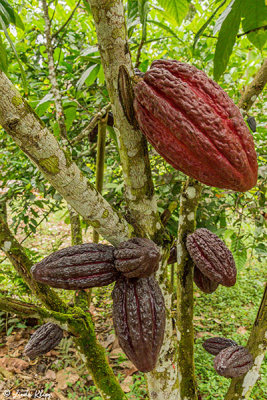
53;0;82;38
135;39;144;69
237;25;267;38
93;115;107;243
42;0;68;140
176;178;203;400
224;284;267;400
238;58;267;112
71;103;111;145
0;71;130;246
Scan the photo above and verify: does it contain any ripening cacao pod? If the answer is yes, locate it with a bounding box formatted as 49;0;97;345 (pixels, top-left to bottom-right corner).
112;276;166;372
214;345;253;378
167;245;177;265
194;266;219;294
114;237;160;278
203;337;238;355
24;323;63;360
134;59;258;192
31;243;118;289
186;228;237;287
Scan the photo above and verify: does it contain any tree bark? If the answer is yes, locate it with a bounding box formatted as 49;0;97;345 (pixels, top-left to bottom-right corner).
224;284;267;400
176;178;202;400
87;0;161;239
0;71;130;246
238;58;267;112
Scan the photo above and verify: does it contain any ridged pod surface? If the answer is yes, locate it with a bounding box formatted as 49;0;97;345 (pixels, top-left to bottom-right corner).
24;323;63;359
203;337;238;355
114;237;160;278
134;59;258;192
214;345;253;378
112;276;166;372
186;228;237;287
194;266;219;294
31;243;118;289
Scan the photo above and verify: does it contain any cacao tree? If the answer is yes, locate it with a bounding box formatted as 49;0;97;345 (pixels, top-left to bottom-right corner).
0;1;266;399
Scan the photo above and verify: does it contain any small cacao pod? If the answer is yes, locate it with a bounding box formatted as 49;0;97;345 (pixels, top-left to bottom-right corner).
186;228;236;287
31;243;118;289
24;322;63;360
203;337;238;355
247;116;256;132
214;345;253;378
114;237;160;278
194;266;219;294
134;59;258;192
112;276;166;372
167;245;177;265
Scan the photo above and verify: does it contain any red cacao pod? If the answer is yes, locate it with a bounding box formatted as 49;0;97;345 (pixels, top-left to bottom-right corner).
31;243;118;289
134;59;258;192
194;266;219;294
114;237;160;278
203;337;238;355
112;276;166;372
186;228;236;287
214;345;253;378
24;323;63;359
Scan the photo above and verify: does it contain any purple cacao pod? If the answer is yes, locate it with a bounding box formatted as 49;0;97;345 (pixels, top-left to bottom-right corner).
203;337;238;355
114;237;160;278
186;228;237;287
194;266;219;294
24;323;63;359
112;276;166;372
214;345;253;378
31;243;118;289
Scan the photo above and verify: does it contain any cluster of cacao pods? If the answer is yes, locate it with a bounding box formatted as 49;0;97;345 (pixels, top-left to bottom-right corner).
168;228;237;294
203;336;253;378
132;59;258;192
30;238;165;371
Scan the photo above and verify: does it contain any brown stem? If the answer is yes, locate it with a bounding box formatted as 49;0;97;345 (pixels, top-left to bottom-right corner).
238;58;267;112
52;0;82;38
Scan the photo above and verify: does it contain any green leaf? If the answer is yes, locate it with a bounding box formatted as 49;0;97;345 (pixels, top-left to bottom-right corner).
193;0;227;51
77;64;100;90
0;34;7;72
213;0;242;81
138;0;150;41
241;0;267;50
156;0;190;26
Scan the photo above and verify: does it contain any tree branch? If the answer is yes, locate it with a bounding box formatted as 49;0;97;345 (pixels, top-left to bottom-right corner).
52;0;82;39
238;58;267;112
71;103;111;146
224;284;267;400
176;178;203;400
88;0;162;239
0;71;130;246
0;295;127;400
0;215;67;312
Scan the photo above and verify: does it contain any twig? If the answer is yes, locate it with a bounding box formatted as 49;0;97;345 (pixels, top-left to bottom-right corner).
135;39;144;69
237;25;267;38
71;103;111;145
53;0;82;38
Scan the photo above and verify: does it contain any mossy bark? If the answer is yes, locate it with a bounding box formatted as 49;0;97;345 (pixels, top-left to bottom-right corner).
224;284;267;400
88;0;162;239
0;215;66;313
0;71;130;246
176;178;202;400
0;296;127;400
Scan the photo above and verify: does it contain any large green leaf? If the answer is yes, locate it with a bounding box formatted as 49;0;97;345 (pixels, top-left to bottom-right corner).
213;0;242;81
156;0;189;26
193;0;227;51
0;34;7;72
241;0;267;50
0;0;24;29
